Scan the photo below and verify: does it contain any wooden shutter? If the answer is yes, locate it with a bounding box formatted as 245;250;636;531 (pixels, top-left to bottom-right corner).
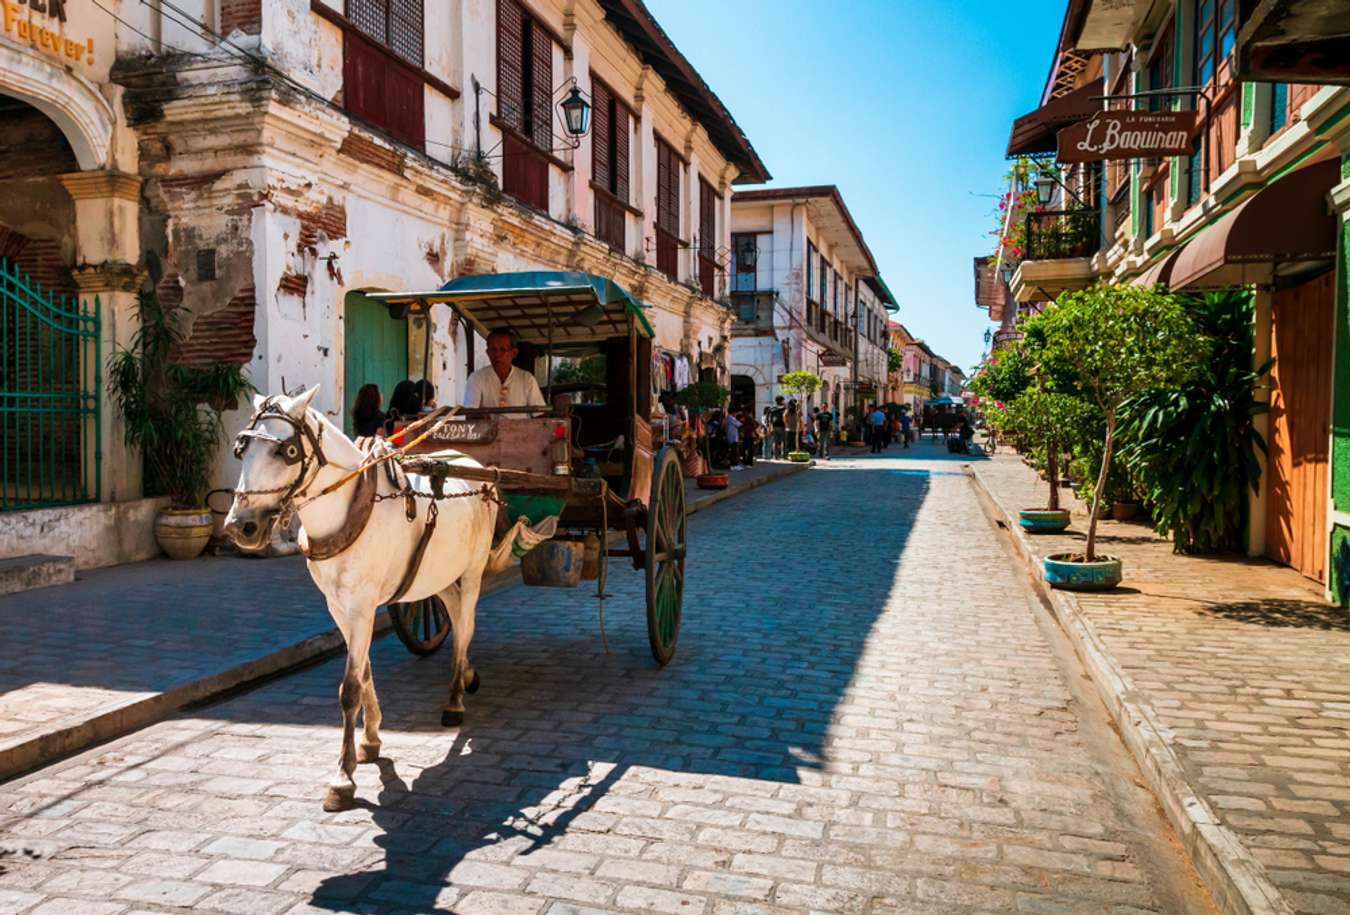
656;138;679;235
497;0;524;132
699;179;716;258
530;24;553;149
343;28;424;149
592;78;611;190
613;101;629;202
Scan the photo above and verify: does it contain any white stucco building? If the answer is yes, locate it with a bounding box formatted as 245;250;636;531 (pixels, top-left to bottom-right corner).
0;0;769;566
726;185;896;423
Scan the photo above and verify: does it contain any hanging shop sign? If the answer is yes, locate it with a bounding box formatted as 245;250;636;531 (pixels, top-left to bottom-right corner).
2;0;99;69
1057;110;1197;162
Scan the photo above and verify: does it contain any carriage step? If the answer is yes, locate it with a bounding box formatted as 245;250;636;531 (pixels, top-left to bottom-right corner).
0;554;76;597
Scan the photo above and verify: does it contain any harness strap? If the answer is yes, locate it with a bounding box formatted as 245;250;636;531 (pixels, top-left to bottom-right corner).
385;500;439;605
299;463;379;561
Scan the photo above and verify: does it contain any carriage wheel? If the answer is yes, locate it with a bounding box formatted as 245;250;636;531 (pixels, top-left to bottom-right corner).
388;596;450;656
645;446;686;665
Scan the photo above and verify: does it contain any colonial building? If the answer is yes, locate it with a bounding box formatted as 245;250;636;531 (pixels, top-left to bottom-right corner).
726;185;896;420
0;0;768;566
987;0;1350;595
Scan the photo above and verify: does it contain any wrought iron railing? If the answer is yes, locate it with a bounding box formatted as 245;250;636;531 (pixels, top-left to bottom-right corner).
1023;208;1101;260
1;258;100;510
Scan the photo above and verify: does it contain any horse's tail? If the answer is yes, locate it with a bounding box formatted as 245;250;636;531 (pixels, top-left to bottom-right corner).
486;515;561;573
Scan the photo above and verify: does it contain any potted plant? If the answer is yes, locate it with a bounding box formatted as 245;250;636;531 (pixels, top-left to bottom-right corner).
1024;284;1195;590
109;283;254;560
673;380;730;489
779;370;820;461
1002;387;1089;534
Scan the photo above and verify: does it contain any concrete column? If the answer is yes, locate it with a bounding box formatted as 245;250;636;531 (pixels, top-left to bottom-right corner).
59;170;144;504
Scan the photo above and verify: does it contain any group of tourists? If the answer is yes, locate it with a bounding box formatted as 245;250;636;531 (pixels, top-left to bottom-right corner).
863;403;914;453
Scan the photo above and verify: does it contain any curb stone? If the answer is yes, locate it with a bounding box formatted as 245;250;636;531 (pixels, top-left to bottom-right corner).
964;463;1294;915
0;461;808;783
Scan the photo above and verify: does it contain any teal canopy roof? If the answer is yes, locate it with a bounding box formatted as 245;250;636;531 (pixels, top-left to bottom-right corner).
369;271;654;344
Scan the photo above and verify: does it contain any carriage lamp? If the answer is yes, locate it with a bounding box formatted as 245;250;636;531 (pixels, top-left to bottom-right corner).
1035;172;1056;207
560;86;591;137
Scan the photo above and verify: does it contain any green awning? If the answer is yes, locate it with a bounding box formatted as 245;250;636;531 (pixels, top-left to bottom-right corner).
368;271;655;344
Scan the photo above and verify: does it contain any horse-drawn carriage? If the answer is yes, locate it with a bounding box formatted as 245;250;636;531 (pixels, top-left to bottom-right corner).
370;271;686;665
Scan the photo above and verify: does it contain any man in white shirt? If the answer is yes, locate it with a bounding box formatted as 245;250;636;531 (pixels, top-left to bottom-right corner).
463;328;546;408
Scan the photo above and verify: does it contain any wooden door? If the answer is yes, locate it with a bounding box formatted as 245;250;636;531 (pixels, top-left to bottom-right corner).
1266;271;1334;582
343;291;408;436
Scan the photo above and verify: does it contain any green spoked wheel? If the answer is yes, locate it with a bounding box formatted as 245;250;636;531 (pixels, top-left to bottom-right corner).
645;446;686;666
389;596;450;656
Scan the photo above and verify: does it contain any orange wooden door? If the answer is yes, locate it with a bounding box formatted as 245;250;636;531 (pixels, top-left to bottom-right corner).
1265;272;1334;582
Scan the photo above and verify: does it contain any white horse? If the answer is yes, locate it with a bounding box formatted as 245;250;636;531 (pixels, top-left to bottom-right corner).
223;387;498;811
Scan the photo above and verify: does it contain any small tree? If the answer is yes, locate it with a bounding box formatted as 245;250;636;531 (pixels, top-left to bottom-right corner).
779;371;821;450
1001;387;1091;511
1025;285;1197;561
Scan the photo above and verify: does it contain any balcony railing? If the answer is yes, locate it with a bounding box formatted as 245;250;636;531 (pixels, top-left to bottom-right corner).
594;191;625;252
698;253;717;298
1023;208;1101;260
655;227;679;281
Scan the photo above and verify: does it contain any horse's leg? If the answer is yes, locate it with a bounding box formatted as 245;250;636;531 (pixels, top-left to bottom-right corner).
324;606;374;811
441;571;482;727
355;658;382;763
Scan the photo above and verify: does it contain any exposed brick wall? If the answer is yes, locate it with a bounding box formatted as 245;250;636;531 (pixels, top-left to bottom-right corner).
176;285;257;367
220;0;262;36
0;104;78;178
0;227;74;300
338;131;406;177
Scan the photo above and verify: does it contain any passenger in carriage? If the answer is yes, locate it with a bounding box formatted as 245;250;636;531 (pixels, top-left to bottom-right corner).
351;384;386;438
463;328;545;409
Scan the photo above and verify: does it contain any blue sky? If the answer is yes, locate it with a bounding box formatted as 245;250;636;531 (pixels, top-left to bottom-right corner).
647;0;1067;372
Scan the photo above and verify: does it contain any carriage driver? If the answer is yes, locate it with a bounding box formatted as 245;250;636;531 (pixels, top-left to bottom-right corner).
463;328;546;409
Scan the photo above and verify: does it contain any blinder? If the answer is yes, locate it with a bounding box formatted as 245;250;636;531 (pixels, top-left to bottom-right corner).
232;397;328;508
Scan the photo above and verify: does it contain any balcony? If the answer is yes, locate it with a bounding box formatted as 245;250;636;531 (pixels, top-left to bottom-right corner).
1011;208;1102;304
1024;208;1101;260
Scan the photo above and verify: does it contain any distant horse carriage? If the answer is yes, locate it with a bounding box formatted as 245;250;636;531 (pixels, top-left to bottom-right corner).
224;272;686;811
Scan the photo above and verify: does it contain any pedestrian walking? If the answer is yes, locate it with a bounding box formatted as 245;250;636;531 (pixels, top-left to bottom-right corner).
815;406;833;460
786;399;800;452
724;408;743;470
881;408;893;449
898;408;913;449
868;404;886;454
740;410;758;467
769;396;787;459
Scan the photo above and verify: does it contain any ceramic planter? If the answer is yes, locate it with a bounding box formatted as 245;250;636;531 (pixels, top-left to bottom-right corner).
1018;509;1071;533
696;473;729;489
155;508;213;560
1044;553;1122;591
1111;500;1141;521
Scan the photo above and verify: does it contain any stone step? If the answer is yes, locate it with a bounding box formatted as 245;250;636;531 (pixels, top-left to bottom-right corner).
0;554;76;597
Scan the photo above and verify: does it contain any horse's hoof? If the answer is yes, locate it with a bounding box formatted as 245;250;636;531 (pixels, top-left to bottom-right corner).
441;709;464;727
356;742;381;764
322;784;356;812
466;670;481;695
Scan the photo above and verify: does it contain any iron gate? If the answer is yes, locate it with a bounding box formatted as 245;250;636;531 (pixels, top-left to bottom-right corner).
1;258;100;510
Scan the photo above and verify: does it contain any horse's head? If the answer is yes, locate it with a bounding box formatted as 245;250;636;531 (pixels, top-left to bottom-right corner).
223;386;324;552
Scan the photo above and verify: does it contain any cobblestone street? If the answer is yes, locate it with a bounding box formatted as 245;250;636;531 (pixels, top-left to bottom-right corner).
0;447;1213;914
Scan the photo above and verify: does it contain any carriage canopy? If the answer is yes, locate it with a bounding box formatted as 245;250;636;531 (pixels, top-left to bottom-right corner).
368;271;655;345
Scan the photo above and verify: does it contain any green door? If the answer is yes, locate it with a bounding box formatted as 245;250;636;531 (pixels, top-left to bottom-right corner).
343;291;408;435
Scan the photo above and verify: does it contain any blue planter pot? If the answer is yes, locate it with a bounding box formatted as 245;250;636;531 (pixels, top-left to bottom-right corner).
1018;509;1071;533
1044;553;1122;591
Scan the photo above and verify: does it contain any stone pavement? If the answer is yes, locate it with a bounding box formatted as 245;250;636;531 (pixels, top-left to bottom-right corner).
0;445;1214;914
0;460;805;781
970;452;1350;915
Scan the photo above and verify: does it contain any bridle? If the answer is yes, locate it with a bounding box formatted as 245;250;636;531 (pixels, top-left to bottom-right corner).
231;397;329;516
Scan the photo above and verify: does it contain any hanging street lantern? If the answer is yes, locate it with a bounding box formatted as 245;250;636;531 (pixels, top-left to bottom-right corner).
1034;172;1056;207
560;86;591;138
999;260;1015;285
